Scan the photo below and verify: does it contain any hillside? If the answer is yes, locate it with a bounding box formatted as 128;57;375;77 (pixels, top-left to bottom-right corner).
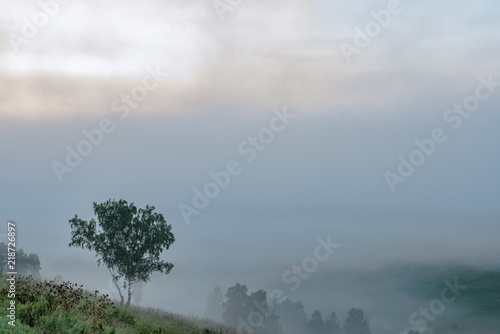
0;274;235;334
402;265;500;333
1;265;499;334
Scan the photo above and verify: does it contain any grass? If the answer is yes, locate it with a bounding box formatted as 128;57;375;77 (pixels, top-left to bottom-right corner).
408;266;500;315
402;265;500;333
0;274;237;334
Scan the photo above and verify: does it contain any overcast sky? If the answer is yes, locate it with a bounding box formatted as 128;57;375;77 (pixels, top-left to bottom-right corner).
1;0;499;321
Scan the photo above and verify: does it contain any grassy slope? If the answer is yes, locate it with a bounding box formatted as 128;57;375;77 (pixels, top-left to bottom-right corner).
399;265;500;333
0;274;236;334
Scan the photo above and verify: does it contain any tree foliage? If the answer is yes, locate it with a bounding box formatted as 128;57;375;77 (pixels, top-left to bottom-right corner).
343;308;372;334
68;199;175;306
325;311;341;334
222;283;281;333
206;286;224;322
0;242;41;279
274;299;308;334
307;310;325;333
222;283;251;327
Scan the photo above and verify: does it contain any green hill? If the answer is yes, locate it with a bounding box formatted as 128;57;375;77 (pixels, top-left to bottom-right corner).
0;274;235;334
407;265;500;333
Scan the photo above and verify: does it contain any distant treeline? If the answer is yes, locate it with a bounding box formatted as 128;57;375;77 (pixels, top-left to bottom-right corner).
206;283;372;334
0;242;41;279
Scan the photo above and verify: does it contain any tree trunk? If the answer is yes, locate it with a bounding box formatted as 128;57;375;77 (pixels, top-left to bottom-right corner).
109;268;124;304
125;281;134;307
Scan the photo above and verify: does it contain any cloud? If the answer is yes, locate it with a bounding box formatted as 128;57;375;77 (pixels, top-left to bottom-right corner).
1;0;499;120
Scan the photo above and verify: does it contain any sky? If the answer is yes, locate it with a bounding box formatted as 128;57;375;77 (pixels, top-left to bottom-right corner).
0;0;499;328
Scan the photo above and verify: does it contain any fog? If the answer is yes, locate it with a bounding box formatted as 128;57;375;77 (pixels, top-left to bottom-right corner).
1;0;499;333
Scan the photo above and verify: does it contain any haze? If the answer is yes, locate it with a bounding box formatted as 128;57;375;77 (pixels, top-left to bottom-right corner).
1;0;499;333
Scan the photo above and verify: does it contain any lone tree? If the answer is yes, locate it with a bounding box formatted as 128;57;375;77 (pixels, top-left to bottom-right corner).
68;199;175;307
